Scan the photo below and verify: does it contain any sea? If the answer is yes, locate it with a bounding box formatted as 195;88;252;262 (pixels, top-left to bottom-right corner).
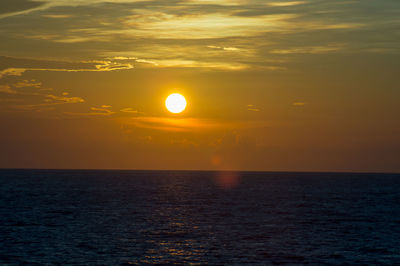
0;169;399;265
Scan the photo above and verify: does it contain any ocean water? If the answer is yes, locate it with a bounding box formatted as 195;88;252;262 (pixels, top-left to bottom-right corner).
0;169;399;265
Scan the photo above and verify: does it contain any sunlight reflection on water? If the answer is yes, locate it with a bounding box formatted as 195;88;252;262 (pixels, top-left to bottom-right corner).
215;171;240;189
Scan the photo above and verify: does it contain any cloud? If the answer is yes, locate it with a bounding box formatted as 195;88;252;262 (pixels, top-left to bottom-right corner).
270;44;344;54
42;14;73;19
267;1;306;7
45;94;85;104
37;5;363;43
106;56;159;66
122;116;267;132
103;50;253;70
52;36;108;43
0;0;47;19
0;84;16;94
247;104;260;112
93;61;133;71
129;117;234;132
120;107;140;114
0;57;134;79
13;93;85;111
90;107;113;112
0;73;86;113
1;80;50;97
64;106;116;116
141;59;248;70
13;79;42;88
135;59;158;66
207;45;241;51
0;0;392;74
0;0;153;19
0;68;26;79
110;56;138;60
122;12;297;39
0;0;374;73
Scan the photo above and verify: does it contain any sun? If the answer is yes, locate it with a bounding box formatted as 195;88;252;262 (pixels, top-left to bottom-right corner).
165;93;187;114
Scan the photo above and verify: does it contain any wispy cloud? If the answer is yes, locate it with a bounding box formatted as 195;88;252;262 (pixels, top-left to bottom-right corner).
0;0;49;19
42;14;73;19
64;106;116;116
0;0;153;19
270;44;344;54
122;12;297;39
128;117;229;132
0;68;26;79
0;84;16;94
1;79;49;96
247;104;260;112
0;58;134;79
45;94;84;104
123;116;268;132
13;79;42;88
146;59;248;70
207;45;241;51
0;0;396;75
14;93;85;111
293;102;307;106
0;74;85;112
120;107;140;114
103;51;252;70
267;1;306;7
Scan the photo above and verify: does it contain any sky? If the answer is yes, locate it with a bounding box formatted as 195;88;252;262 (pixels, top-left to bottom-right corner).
0;0;399;172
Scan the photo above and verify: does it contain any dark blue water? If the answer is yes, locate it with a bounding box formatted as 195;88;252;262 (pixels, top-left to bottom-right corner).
0;169;399;264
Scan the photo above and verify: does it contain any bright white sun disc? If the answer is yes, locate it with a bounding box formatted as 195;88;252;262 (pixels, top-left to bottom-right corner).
165;93;187;113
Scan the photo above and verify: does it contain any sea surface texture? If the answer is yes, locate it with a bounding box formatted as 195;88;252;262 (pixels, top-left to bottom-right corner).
1;169;399;264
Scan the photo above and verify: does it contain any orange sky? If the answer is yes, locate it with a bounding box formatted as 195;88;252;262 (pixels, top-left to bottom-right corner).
0;0;399;172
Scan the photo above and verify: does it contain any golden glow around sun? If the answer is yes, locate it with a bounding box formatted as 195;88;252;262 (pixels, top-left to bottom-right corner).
165;93;187;114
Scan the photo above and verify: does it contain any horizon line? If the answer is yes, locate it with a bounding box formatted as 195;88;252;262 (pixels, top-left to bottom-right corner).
0;167;399;175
